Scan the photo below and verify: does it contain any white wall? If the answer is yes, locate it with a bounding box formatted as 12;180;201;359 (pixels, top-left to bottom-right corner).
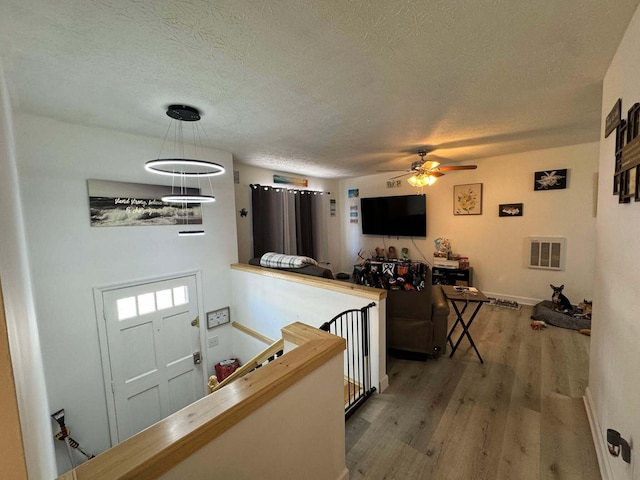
231;268;388;393
13;113;239;475
159;353;348;480
0;65;57;479
588;4;640;479
233;162;341;269
339;143;599;304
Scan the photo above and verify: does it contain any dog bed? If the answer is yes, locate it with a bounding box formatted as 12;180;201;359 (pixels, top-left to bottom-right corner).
530;300;591;330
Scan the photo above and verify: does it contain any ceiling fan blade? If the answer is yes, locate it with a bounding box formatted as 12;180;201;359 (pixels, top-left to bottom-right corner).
438;165;477;172
422;160;440;170
430;171;445;178
388;172;412;180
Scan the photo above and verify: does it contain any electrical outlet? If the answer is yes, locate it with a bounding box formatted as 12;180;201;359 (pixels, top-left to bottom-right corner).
208;336;219;348
207;307;230;329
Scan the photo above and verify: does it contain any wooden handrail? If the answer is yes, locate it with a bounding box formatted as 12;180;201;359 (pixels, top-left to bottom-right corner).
231;263;387;301
209;338;284;393
59;322;345;480
232;320;275;345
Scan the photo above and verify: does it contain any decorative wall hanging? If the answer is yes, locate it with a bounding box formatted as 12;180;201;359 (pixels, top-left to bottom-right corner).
607;98;640;203
534;169;567;190
454;183;483;215
273;174;308;187
605;98;622;137
499;203;523;217
87;179;202;227
348;189;360;198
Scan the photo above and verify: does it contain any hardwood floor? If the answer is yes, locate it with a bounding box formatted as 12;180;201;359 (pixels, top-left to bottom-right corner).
345;304;600;480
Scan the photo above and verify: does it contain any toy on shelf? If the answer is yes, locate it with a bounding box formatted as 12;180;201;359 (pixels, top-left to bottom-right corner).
434;237;451;258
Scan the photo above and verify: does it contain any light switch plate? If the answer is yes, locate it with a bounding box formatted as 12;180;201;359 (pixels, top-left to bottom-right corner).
207;307;230;329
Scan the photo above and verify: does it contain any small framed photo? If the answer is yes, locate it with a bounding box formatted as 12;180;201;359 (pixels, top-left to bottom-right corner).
207;307;230;329
534;169;567;190
499;203;523;217
454;183;483;215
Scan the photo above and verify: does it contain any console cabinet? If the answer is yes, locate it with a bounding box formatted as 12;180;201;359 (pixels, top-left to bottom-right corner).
431;266;473;286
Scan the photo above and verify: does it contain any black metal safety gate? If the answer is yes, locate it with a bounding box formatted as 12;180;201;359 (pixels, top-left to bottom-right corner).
320;302;376;418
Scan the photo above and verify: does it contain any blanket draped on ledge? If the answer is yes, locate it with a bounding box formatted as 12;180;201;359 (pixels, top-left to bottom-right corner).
260;252;319;269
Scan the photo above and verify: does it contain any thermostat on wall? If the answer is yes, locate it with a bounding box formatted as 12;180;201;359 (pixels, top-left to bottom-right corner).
207;307;230;329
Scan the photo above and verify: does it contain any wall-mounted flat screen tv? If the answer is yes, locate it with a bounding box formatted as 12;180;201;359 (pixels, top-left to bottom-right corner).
360;194;426;237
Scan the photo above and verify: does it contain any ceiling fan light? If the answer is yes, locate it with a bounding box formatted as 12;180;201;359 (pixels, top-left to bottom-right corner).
425;175;437;186
407;175;420;187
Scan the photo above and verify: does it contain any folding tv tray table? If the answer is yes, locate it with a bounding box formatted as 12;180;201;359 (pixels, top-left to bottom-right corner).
441;285;490;363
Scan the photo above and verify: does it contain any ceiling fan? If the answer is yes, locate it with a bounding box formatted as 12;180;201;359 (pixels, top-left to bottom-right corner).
387;150;477;186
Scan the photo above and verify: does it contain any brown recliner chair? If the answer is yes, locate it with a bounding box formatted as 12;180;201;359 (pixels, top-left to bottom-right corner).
386;285;449;358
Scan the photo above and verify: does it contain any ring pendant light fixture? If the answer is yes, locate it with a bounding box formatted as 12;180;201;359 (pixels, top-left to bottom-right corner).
145;105;225;236
144;105;225;204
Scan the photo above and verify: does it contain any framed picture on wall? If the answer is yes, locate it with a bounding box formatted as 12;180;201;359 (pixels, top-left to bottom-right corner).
534;169;567;190
498;203;523;217
454;183;483;215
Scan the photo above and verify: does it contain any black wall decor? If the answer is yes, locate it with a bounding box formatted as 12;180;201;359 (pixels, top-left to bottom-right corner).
608;99;640;203
534;169;567;191
499;203;523;217
605;99;622;138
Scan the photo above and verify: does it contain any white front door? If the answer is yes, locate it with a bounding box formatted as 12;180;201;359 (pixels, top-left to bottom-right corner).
102;275;204;443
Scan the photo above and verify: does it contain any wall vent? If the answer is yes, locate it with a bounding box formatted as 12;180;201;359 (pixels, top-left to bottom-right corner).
527;236;566;270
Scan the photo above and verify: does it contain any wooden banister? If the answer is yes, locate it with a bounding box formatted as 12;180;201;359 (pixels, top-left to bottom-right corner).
209;337;284;393
230;263;386;301
0;276;29;479
59;322;345;480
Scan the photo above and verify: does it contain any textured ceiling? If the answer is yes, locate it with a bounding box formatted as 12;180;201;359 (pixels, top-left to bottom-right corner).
1;0;638;178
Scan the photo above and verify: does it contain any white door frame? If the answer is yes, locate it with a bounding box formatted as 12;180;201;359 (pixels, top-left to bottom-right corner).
93;270;207;446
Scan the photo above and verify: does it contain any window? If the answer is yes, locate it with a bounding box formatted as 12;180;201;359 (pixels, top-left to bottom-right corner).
116;285;189;320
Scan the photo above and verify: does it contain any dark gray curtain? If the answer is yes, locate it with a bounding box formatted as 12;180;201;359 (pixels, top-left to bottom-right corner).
251;186;286;257
251;186;322;259
295;193;317;258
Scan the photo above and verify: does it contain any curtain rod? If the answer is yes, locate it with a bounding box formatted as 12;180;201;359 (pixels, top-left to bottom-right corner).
249;184;331;195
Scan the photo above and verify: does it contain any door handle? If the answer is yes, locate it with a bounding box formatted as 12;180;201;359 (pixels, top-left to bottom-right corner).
193;352;202;365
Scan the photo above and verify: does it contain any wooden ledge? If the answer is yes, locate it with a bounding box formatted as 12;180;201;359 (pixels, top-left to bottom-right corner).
63;323;345;480
231;263;386;301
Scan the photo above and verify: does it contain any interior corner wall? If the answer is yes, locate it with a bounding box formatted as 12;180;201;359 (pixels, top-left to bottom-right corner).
338;142;599;304
0;65;56;478
590;4;640;479
13;112;239;475
233;162;341;269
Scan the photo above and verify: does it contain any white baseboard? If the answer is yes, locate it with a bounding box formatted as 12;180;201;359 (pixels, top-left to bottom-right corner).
378;374;389;393
482;291;542;306
584;387;613;480
336;467;349;480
